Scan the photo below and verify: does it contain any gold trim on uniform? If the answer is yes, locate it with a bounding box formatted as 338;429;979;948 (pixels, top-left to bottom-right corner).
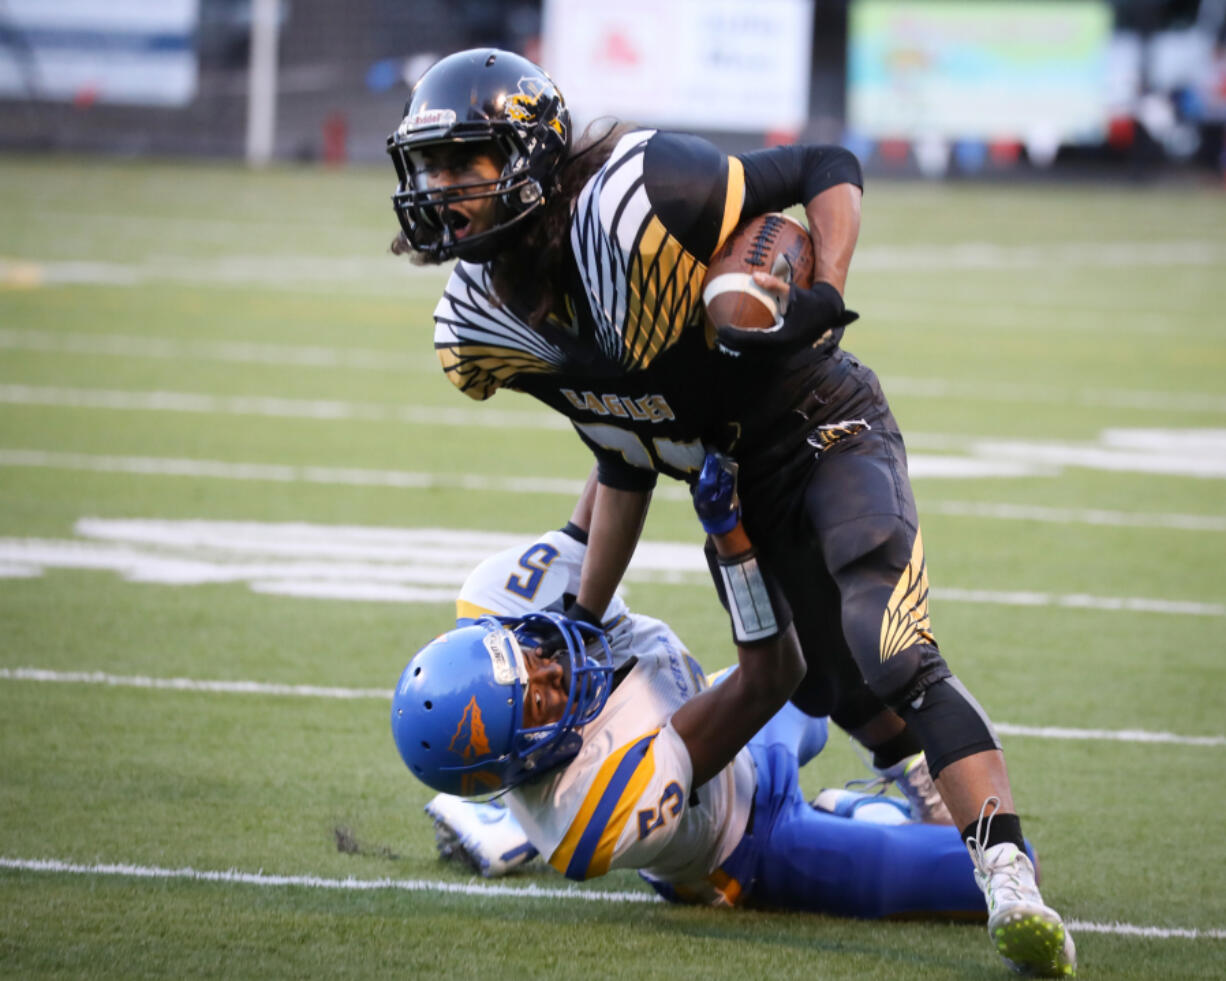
623;216;703;369
432;133;748;392
879;529;936;662
437;344;558;401
455;598;496;621
714;156;746;254
618;153;744;371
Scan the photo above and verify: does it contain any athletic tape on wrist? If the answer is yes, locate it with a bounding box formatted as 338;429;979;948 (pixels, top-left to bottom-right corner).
717;548;788;644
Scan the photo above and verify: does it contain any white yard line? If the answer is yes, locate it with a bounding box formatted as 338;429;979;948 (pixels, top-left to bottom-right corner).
0;667;392;700
882;376;1226;414
7;385;1226;478
2;449;1034;496
0;856;658;904
0;328;430;373
0;449;607;498
0;856;1222;940
921;500;1226;533
4;240;1221;291
1065;919;1226;940
992;722;1225;748
0;384;568;430
933;588;1225;618
4;448;1224;530
854;240;1226;272
5;323;1226;413
0;256;444;297
5;328;1222;414
2;667;1222;747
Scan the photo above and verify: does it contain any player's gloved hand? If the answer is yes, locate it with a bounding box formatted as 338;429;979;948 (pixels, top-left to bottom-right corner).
692;450;741;535
562;599;603;630
716;279;858;355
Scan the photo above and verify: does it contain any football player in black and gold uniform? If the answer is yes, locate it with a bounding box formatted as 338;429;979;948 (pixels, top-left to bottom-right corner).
387;48;1074;977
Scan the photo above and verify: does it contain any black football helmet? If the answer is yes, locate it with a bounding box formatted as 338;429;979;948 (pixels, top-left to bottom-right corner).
387;48;571;263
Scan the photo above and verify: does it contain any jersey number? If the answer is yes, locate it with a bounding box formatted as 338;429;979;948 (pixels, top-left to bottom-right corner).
636;781;684;840
574;423;706;476
505;543;560;600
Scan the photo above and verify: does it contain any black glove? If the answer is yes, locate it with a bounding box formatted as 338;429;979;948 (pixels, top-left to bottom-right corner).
562;600;603;629
717;281;858;355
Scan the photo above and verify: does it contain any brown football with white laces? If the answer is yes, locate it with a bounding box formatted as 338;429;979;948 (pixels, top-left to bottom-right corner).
702;213;814;331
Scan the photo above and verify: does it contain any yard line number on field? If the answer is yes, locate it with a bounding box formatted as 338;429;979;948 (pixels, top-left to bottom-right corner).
0;517;1222;616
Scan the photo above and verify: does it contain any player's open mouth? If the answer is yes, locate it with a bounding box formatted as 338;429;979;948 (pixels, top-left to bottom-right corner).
441;208;470;237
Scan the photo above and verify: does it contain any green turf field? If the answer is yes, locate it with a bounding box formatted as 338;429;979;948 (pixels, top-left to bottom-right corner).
1;153;1224;979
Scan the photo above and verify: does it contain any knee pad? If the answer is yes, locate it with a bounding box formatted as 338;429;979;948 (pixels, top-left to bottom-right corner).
855;635;949;708
896;676;1001;779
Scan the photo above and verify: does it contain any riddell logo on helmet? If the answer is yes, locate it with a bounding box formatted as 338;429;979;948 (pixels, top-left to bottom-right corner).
448;696;492;760
404;108;456;132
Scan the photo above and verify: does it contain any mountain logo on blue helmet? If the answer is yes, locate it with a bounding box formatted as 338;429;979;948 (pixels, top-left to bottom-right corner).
390;613;615;796
448;695;492;762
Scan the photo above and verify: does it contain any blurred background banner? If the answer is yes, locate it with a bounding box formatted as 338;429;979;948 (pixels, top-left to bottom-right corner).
0;0;1221;177
848;1;1113;144
0;0;200;107
540;0;814;136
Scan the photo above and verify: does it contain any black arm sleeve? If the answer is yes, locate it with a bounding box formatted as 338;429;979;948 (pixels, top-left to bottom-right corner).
595;458;658;493
737;145;863;218
643;131;738;264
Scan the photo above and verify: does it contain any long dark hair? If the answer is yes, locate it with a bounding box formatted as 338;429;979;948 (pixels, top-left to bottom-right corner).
391;118;637;328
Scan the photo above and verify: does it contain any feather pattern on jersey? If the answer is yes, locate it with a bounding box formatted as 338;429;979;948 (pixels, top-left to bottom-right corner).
571;131;705;373
434;262;567;399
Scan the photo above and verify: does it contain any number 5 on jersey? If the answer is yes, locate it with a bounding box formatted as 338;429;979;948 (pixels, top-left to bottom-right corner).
505;543;560;600
637;781;684;839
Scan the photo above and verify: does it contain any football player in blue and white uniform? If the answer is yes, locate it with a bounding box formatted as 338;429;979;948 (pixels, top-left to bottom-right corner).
391;454;1048;928
453;466;949;833
387;49;1074;976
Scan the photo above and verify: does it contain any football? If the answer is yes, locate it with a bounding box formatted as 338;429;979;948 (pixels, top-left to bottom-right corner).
702;212;814;331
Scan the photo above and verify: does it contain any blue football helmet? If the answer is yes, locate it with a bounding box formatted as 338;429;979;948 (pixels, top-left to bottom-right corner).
391;612;614;796
386;47;571;263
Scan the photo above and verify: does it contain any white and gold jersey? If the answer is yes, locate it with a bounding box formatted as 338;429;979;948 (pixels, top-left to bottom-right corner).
508;635;754;886
453;523;753;888
432;129;747;485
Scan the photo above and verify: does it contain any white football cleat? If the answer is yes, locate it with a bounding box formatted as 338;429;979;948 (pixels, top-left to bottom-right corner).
812;787;912;824
425;793;538;878
967;799;1076;977
873;752;954;825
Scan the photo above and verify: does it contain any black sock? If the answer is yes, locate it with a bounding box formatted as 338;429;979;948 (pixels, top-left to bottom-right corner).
869;728;924;771
960;811;1025;852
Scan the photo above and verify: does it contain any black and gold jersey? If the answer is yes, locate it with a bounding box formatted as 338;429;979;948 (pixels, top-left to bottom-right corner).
431;129;858;490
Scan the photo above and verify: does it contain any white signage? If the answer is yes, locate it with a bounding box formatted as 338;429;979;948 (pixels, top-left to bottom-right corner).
541;0;814;134
0;0;199;107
